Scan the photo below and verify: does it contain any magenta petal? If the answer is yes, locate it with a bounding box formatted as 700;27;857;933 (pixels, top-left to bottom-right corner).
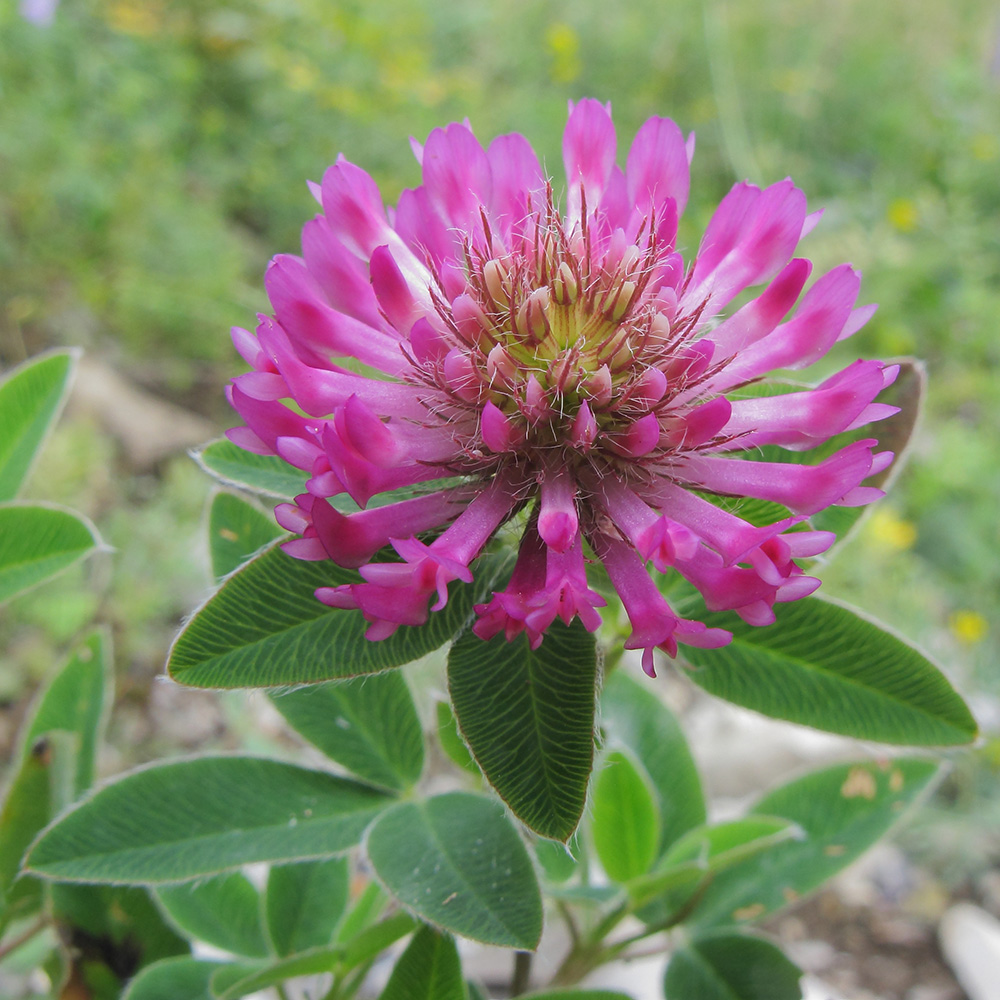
487;132;545;228
721;359;892;449
646;481;800;564
227;100;896;665
672;439;879;516
301;217;383;327
309;489;467;567
708;257;812;356
563;98;617;223
369;244;425;333
538;467;579;553
320;157;393;258
626;115;691;216
703;264;862;394
685;179;808;315
422;122;493;229
265;256;408;375
609;412;660;457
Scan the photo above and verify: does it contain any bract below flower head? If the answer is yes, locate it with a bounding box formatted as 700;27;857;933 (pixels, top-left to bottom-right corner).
228;99;898;676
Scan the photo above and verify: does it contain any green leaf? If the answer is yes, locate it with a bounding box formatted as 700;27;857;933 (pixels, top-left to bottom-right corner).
340;911;417;969
194;439;308;499
0;503;100;604
0;734;71;920
533;835;581;884
27;756;391;884
600;671;706;854
664;930;802;1000
436;700;481;776
121;957;222;1000
544;884;622;906
208;491;283;580
366;793;542;949
379;924;467;1000
265;858;349;956
52;884;190;980
661;817;804;871
688;758;940;928
631;817;803;915
210;947;344;1000
520;992;636;1000
335;881;386;944
270;672;424;792
24;628;112;796
156;872;269;957
168;544;508;688
682;597;977;746
447;620;596;841
0;350;77;502
206;918;419;999
195;439;466;508
591;750;660;883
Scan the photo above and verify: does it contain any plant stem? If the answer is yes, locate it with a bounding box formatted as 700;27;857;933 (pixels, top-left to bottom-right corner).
0;916;49;961
510;951;533;996
548;900;629;987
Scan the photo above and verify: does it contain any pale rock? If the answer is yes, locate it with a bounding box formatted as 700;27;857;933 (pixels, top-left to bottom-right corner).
69;356;215;469
939;902;1000;1000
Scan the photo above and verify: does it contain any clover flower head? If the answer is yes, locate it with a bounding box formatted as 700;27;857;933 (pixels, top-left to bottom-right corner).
228;99;897;675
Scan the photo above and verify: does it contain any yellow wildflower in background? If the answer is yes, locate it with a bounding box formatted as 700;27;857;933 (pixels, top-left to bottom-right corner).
949;610;988;645
546;23;581;84
887;198;919;233
866;507;917;551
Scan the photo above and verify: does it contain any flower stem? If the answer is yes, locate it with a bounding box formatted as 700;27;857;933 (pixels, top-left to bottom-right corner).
510;951;533;996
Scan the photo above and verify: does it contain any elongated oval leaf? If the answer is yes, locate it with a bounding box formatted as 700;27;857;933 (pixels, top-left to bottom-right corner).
169;543;507;688
156;872;269;957
0;350;78;502
122;956;222;1000
51;883;190;980
0;503;100;604
533;834;582;885
266;858;349;956
448;620;596;841
689;758;940;928
270;672;424;791
366;793;542;949
664;930;802;1000
521;992;635;999
380;924;466;1000
25;628;112;796
600;672;706;855
436;700;481;776
632;817;802;919
207;914;414;996
682;597;977;746
195;439;307;499
211;947;345;1000
591;750;660;883
0;734;66;917
209;491;283;580
340;911;416;968
27;756;390;884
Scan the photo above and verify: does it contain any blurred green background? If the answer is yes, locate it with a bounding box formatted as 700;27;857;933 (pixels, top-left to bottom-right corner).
1;0;998;901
